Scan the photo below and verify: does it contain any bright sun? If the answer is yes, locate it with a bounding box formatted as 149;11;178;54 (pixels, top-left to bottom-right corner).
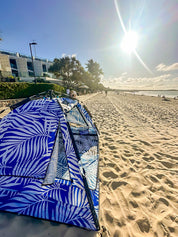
121;31;138;54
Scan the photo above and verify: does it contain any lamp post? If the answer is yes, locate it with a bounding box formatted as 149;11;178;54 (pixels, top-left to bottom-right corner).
29;42;37;83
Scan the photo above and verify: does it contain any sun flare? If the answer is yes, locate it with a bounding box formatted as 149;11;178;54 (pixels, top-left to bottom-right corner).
121;31;138;54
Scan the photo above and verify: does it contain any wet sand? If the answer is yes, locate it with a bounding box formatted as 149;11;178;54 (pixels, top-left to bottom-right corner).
0;92;178;237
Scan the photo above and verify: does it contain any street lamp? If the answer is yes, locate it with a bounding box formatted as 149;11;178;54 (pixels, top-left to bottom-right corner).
29;42;37;83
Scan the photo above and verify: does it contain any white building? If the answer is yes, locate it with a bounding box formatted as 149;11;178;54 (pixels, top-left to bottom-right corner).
0;51;56;82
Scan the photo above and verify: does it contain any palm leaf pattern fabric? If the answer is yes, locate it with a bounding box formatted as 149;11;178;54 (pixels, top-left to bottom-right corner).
0;99;61;178
0;98;99;230
74;134;99;190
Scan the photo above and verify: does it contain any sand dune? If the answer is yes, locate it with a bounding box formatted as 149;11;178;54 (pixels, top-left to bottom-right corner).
0;92;178;237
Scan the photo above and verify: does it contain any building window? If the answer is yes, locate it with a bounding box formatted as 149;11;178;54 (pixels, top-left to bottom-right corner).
28;71;34;77
10;59;17;69
10;59;18;77
27;61;34;76
12;69;18;77
27;61;33;71
42;64;47;72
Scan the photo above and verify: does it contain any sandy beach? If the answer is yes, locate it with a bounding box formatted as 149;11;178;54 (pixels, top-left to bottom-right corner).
0;92;178;237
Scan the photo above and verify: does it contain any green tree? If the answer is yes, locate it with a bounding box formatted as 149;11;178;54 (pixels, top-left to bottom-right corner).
85;59;104;91
85;59;103;83
49;56;84;88
82;71;95;91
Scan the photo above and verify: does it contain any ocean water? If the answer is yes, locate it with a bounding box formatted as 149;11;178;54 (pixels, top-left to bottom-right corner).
130;90;178;98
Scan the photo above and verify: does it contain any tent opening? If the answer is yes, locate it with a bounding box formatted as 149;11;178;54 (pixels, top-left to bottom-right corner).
43;126;71;185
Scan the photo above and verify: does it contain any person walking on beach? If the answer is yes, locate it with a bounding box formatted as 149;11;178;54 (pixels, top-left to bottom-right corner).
105;90;108;96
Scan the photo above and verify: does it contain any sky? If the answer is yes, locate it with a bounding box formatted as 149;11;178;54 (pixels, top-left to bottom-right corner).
0;0;177;90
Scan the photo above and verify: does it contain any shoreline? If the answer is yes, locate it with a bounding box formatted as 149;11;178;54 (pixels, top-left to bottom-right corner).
125;91;178;99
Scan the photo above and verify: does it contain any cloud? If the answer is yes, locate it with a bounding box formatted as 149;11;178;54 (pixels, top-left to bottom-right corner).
156;63;178;72
103;73;178;90
61;53;77;58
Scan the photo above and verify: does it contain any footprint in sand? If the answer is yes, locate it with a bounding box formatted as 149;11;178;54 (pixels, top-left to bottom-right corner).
127;214;136;221
153;197;169;209
165;178;174;188
104;137;114;142
124;150;130;154
136;218;150;233
160;161;174;169
121;155;127;161
116;140;127;144
146;164;154;169
156;174;164;179
143;156;155;162
150;175;159;183
103;171;118;179
130;167;136;172
116;217;126;227
129;200;139;208
107;162;115;168
107;163;121;172
168;227;175;233
108;145;117;150
112;150;118;154
101;131;109;135
111;181;128;190
170;215;178;223
166;194;176;201
159;197;169;206
131;191;142;197
129;159;135;164
124;152;133;157
105;212;113;224
120;172;128;178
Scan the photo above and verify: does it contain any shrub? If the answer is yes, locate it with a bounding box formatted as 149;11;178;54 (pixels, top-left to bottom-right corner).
0;82;65;100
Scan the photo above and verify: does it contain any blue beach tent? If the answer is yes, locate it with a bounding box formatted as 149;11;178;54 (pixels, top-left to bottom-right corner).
0;94;100;230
